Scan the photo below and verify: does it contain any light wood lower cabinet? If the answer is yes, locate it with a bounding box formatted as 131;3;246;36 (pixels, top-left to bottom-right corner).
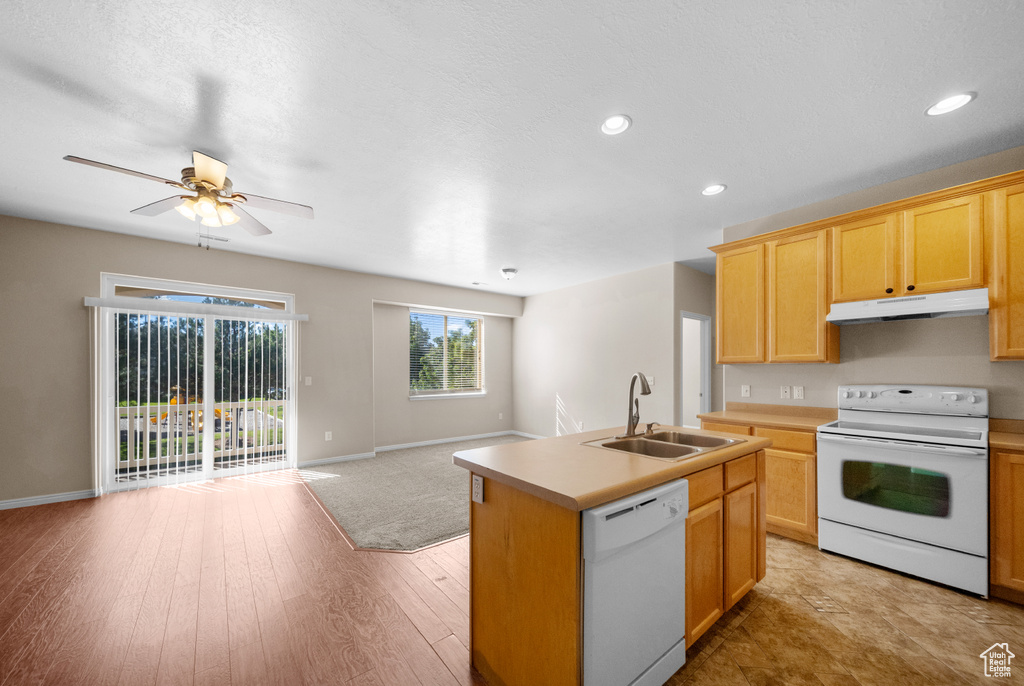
686;498;723;642
701;421;819;545
992;450;1024;599
685;451;765;646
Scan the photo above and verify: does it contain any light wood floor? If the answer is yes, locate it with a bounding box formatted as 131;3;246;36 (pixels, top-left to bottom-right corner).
3;471;1024;685
0;471;483;686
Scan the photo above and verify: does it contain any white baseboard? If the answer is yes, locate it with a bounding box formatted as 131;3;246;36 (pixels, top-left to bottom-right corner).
0;489;97;511
375;430;531;453
299;451;376;468
510;430;546;440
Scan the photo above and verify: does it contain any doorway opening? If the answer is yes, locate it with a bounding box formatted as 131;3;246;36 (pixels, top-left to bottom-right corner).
679;312;712;428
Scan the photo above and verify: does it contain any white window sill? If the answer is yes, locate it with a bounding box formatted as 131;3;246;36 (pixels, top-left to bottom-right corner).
409;391;487;401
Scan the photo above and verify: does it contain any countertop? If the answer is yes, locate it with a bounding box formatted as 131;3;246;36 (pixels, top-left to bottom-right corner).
991;432;1024;451
698;402;838;432
453;426;771;512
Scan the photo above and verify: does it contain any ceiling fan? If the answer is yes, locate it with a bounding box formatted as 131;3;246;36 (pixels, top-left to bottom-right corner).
63;151;314;236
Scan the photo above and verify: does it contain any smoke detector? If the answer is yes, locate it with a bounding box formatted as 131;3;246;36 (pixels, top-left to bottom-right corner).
500;267;518;280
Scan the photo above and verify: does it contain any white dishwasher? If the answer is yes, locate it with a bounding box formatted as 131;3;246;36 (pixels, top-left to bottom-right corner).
582;478;688;686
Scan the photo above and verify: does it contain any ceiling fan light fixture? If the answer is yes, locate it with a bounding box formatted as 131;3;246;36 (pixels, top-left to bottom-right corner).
175;197;197;221
217;203;239;226
194;193;218;219
200;215;222;228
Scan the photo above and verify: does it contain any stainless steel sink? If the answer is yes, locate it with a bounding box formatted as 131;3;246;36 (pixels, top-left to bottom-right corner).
646;431;738;449
581;430;740;461
599;438;699;459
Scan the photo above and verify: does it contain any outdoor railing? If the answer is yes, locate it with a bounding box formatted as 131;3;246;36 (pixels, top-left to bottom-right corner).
116;400;288;478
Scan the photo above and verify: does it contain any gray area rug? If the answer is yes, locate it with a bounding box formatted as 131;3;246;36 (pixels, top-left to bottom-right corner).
303;434;531;551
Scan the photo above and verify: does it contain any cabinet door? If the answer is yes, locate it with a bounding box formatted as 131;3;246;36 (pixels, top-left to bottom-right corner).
990;184;1024;360
993;450;1024;592
902;194;985;294
716;244;764;363
767;229;838;363
764;448;817;540
686;498;723;644
724;482;757;610
832;214;899;302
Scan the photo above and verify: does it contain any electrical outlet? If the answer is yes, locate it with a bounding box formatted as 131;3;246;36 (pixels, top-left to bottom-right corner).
325;431;332;441
472;475;484;503
579;420;584;430
498;412;503;420
741;385;750;398
794;386;804;400
305;376;312;386
780;385;791;399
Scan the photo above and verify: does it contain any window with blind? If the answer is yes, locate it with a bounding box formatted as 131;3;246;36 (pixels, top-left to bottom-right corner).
409;310;484;396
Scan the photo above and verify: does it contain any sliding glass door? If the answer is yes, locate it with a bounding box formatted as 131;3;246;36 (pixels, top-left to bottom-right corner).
96;275;299;492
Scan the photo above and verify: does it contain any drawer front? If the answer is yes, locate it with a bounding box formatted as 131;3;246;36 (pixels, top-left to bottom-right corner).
725;454;757;491
702;421;753;436
754;426;815;453
687;464;724;510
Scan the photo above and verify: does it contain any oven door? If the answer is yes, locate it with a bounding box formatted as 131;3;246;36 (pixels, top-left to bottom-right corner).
817;432;988;556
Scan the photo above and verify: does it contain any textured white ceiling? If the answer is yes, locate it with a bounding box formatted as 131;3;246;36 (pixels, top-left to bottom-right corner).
2;1;1023;295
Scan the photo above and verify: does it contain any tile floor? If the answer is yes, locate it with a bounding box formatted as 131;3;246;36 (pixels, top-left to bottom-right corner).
670;534;1024;685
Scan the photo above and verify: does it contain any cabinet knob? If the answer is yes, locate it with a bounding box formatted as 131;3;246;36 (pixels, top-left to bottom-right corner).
885;288;893;294
907;285;915;291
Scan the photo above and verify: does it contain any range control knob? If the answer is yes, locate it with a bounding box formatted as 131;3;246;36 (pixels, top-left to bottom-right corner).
853;391;863;398
968;394;980;404
865;391;876;399
950;393;963;401
841;390;851;399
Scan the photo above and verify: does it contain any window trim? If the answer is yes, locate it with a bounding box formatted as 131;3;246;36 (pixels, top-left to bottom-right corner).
408;309;485;398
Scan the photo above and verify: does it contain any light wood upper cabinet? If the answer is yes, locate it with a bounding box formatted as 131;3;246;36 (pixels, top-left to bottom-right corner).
902;194;985;294
992;450;1024;593
767;229;838;363
990;183;1024;360
716;243;765;363
831;214;899;302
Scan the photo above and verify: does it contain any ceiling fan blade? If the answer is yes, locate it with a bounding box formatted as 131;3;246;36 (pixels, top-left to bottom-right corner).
130;196;185;216
232;191;314;219
232;206;272;236
64;155;185;188
193;151;228;189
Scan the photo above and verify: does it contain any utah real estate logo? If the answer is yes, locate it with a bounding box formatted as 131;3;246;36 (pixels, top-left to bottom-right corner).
980;643;1014;678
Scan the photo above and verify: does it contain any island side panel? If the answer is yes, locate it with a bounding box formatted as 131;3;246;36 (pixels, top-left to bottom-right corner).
470;475;581;686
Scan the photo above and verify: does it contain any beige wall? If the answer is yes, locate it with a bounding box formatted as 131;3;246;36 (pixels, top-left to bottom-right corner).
722;316;1024;419
718;146;1024;420
512;263;720;438
0;216;522;502
673;263;722;420
371;303;513;447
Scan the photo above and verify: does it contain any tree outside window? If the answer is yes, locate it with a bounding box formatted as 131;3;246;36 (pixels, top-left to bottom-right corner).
409;311;483;395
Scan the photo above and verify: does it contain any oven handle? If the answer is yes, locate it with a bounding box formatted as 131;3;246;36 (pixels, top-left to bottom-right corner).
816;432;988;458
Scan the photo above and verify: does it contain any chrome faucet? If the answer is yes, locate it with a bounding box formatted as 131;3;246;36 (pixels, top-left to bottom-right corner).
621;372;652;437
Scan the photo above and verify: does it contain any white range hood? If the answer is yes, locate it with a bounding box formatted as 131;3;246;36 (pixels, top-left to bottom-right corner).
826;288;989;325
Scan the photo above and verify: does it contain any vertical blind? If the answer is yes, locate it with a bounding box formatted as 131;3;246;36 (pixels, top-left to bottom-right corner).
113;311;289;487
409;311;483;395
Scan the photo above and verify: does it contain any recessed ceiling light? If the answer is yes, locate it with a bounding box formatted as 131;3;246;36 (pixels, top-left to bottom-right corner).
601;115;632;135
702;184;727;196
926;92;975;116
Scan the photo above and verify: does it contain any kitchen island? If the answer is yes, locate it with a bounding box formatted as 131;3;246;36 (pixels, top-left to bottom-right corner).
453;426;771;686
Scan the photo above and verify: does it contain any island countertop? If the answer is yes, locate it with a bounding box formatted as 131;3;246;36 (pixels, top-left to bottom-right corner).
453;426;771;511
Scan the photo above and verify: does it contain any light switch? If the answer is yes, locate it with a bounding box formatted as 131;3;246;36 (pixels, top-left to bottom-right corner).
325;431;332;441
794;386;804;400
304;376;312;386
